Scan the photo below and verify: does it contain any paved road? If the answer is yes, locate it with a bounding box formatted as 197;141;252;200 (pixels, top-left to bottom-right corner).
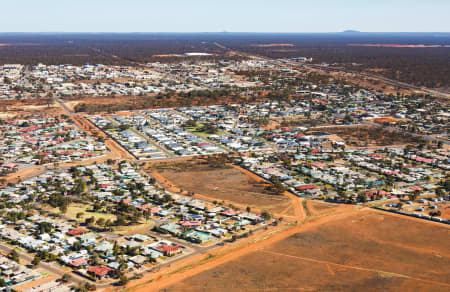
170;108;231;154
131;127;175;159
55;98;75;115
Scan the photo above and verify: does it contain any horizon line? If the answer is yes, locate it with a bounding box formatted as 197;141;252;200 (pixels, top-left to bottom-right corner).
0;31;449;34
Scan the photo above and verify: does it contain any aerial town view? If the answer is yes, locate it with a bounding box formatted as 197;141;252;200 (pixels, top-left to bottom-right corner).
0;1;449;292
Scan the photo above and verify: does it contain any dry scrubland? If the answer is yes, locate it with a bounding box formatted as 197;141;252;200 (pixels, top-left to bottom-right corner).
311;125;423;147
166;211;450;292
0;99;64;116
150;159;292;215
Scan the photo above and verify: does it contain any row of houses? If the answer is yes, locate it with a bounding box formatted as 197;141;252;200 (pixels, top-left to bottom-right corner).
0;60;264;100
0;116;108;177
238;145;447;203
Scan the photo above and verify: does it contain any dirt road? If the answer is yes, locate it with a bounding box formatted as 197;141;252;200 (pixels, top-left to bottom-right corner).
119;207;366;292
72;115;135;160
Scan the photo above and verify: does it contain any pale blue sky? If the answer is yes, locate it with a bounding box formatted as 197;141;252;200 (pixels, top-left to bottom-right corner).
1;0;449;32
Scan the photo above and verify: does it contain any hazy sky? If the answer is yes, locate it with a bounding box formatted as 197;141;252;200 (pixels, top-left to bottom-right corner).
1;0;449;33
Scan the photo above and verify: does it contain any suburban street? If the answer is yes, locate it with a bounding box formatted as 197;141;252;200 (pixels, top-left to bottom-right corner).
0;244;93;285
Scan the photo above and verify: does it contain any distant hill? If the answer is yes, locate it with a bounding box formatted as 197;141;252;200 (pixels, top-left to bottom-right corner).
342;30;361;34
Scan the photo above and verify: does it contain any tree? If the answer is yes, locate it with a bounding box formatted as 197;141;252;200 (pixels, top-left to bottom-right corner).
430;210;441;217
410;190;420;201
162;194;173;203
105;219;113;230
91;252;100;265
32;256;41;266
118;274;128;286
61;273;72;283
144;210;150;222
93;202;102;212
72;241;82;251
444;179;450;192
38;222;53;234
8;249;19;263
267;176;286;195
199;123;218;134
96;218;105;227
115;215;127;226
75;281;96;292
0;278;6;287
261;210;271;221
357;193;368;203
435;188;444;197
113;241;120;256
85;216;95;225
183;119;197;128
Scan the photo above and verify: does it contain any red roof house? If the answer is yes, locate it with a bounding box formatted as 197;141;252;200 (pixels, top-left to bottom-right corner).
155;244;182;256
178;221;202;227
69;257;87;267
88;265;113;279
296;185;318;191
67;228;85;236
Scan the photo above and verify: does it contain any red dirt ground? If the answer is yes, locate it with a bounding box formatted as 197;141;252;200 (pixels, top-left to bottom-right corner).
164;210;450;292
148;160;293;216
307;199;352;216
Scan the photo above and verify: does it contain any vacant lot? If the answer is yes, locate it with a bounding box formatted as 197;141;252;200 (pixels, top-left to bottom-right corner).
306;199;352;216
0;99;63;116
441;203;450;220
370;115;409;124
166;211;450;292
149;159;291;214
44;203;116;223
310;125;423;147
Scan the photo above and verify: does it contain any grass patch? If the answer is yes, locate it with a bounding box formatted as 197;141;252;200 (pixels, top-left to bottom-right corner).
186;125;215;137
44;203;117;223
112;220;155;235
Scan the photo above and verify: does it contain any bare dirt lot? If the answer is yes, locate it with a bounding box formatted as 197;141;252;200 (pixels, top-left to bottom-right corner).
147;159;292;215
310;125;423;147
440;203;450;220
370;115;409;124
0;99;64;116
166;211;450;292
306;199;352;216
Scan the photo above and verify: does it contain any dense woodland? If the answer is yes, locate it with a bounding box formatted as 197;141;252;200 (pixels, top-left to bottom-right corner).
0;33;448;89
224;33;450;89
